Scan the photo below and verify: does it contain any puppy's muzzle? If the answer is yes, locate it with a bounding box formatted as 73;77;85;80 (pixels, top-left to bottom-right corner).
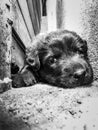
64;62;87;81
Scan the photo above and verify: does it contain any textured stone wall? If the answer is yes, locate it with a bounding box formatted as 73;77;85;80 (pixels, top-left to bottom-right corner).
0;0;14;92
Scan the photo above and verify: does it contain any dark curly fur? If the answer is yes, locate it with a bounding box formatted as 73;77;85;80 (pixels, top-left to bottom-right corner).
26;30;93;88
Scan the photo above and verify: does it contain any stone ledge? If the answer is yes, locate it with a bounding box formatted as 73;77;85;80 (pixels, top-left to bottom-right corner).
0;82;98;130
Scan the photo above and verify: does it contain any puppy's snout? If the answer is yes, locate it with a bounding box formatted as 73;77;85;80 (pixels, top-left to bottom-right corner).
73;68;86;79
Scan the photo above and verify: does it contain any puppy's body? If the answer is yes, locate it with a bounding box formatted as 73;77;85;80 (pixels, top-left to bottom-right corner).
26;30;93;88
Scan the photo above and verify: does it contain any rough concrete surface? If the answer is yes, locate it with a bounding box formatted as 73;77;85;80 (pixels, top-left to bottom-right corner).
0;81;98;130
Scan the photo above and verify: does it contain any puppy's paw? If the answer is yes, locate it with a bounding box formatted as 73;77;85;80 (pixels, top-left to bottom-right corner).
12;66;37;88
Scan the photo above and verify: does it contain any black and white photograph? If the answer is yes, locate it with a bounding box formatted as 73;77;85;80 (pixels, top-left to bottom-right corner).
0;0;98;130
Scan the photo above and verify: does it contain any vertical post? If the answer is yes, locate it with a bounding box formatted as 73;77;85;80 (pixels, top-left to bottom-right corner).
46;0;64;32
0;0;13;92
47;0;57;32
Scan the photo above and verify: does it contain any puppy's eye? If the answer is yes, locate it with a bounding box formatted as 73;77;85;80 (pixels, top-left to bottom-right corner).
48;57;57;65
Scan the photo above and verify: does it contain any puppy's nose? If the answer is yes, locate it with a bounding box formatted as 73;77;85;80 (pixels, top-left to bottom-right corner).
73;69;86;79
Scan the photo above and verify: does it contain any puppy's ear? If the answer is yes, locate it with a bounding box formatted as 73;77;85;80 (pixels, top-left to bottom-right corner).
26;47;40;71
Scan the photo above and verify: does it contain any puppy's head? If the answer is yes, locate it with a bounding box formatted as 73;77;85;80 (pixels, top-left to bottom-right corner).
26;30;93;88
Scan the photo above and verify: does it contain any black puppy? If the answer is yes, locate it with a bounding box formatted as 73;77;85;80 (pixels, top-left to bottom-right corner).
26;30;93;88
